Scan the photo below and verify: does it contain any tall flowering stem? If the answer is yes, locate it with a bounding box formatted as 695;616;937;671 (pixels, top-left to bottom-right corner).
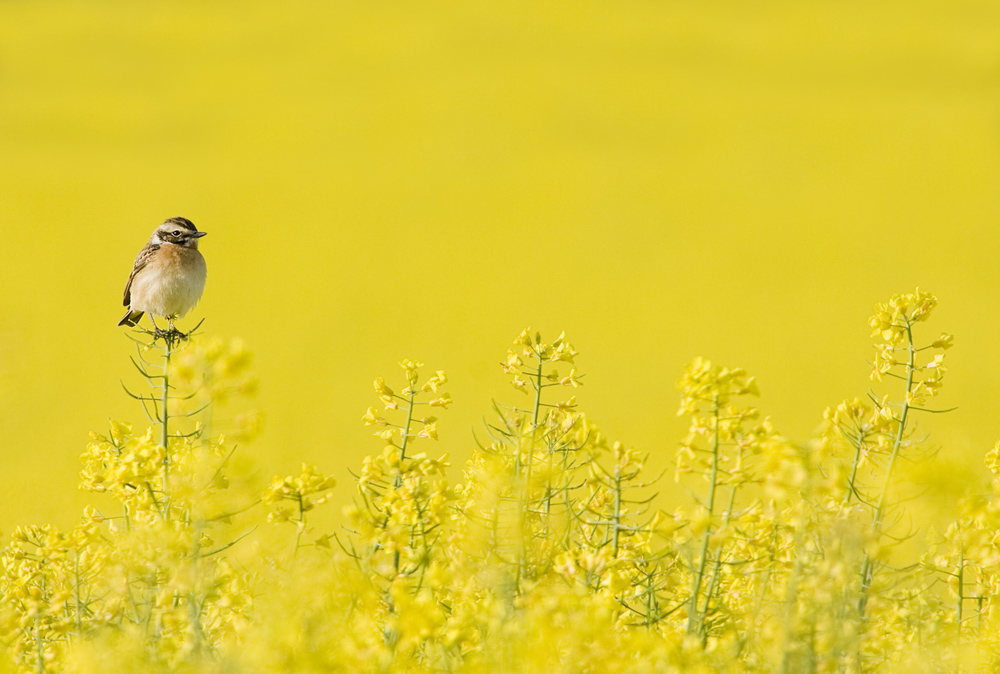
3;330;263;673
344;357;455;658
856;289;952;616
675;357;764;639
500;329;581;589
121;326;202;519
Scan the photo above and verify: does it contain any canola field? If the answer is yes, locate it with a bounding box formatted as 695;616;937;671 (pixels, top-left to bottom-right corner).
4;290;1000;672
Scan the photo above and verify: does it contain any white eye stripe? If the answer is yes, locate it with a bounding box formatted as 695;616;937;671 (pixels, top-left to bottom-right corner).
155;229;190;239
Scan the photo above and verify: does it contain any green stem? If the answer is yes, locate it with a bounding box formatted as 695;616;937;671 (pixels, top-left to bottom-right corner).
293;493;305;558
399;392;415;463
517;357;545;590
687;395;720;636
394;391;416;491
701;483;738;638
161;336;173;520
859;320;915;614
611;466;623;558
74;552;82;638
957;549;964;644
842;432;865;506
523;358;544;492
35;575;46;674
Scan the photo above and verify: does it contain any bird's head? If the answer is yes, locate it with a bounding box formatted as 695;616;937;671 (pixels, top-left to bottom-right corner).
152;217;207;248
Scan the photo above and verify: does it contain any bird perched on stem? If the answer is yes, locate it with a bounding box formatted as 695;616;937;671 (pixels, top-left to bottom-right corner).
119;217;207;334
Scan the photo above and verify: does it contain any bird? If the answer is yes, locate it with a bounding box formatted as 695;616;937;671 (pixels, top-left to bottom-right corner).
118;217;207;333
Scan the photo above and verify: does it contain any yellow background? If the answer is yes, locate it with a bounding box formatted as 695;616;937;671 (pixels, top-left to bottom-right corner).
1;1;998;529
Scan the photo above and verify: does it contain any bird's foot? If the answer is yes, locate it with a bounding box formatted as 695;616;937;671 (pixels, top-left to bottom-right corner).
143;323;187;345
137;317;203;346
166;320;190;341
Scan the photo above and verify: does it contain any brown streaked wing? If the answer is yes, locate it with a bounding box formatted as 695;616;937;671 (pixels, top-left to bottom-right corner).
122;243;160;306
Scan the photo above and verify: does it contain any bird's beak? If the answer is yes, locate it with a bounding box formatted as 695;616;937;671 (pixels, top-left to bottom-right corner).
193;231;207;238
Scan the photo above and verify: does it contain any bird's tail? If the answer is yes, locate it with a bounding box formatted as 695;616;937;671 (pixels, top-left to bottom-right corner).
118;310;144;327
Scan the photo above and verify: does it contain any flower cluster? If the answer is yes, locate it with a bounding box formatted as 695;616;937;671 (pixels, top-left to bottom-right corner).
503;328;581;393
263;463;337;555
869;287;952;388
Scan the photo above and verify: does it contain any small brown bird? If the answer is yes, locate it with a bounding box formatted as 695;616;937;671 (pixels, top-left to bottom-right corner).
119;217;207;332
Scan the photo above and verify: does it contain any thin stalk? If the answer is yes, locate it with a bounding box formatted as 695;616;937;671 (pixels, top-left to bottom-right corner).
701;482;739;638
522;357;544;495
73;552;83;638
842;433;865;506
957;549;964;644
161;336;173;520
611;467;623;558
387;391;416;575
398;391;416;465
858;321;915;614
644;569;656;626
687;395;721;636
562;450;574;550
35;575;46;674
293;493;306;558
517;356;545;590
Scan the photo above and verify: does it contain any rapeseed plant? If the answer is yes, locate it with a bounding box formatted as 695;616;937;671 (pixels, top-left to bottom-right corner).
3;289;999;672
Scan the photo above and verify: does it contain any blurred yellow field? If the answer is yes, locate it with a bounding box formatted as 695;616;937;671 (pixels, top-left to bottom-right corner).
1;1;999;671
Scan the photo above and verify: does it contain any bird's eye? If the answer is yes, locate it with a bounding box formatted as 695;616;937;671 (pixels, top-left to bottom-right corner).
172;230;181;236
